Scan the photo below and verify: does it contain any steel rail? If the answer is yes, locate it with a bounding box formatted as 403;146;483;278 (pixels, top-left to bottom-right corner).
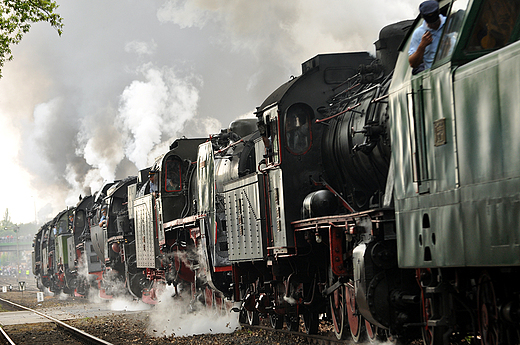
0;296;113;345
0;324;16;345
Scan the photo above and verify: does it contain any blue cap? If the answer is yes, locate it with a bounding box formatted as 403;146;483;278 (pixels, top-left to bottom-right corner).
419;0;439;15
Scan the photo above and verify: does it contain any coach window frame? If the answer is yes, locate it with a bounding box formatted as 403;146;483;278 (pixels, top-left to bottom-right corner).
449;0;520;65
433;0;470;65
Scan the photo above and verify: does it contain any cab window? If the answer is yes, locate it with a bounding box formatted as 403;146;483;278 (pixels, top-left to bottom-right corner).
58;219;68;234
75;210;85;230
165;156;182;192
465;0;520;52
284;103;313;155
435;0;469;62
270;117;280;163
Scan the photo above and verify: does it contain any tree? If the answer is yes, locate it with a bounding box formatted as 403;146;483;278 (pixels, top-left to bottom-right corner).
0;0;63;77
1;208;12;229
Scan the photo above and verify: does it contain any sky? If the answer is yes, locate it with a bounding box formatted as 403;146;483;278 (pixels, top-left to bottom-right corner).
0;0;419;225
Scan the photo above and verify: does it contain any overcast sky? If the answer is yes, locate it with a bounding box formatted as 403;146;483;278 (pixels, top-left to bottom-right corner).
0;0;418;225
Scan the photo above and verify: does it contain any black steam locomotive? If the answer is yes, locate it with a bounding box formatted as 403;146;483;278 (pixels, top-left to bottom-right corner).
33;0;520;343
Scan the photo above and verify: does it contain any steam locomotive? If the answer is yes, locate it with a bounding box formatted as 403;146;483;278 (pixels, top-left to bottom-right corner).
33;0;520;343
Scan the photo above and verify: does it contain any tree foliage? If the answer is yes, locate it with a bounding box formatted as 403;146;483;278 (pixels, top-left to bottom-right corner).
0;0;63;77
1;208;12;228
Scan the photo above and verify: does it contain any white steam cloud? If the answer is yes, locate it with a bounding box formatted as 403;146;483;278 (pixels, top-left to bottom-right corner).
118;64;201;169
148;285;240;338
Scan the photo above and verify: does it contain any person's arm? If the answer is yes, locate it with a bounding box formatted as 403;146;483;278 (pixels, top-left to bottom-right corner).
409;31;433;68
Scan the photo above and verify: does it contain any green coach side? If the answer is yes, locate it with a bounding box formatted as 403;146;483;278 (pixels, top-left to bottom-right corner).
389;0;520;268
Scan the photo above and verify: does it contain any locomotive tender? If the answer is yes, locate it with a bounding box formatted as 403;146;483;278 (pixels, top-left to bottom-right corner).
33;0;520;343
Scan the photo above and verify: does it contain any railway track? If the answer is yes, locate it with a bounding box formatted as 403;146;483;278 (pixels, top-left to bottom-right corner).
0;297;114;345
241;323;356;345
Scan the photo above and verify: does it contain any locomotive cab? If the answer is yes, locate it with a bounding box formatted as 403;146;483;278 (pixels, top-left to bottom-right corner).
256;52;375;255
103;176;138;296
32;227;44;290
72;196;101;274
72;195;101;296
90;182;116;268
198;119;261;295
130;138;207;301
390;0;520;268
39;222;53;289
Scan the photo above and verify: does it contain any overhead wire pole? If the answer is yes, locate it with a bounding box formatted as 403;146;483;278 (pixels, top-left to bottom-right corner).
15;226;19;286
